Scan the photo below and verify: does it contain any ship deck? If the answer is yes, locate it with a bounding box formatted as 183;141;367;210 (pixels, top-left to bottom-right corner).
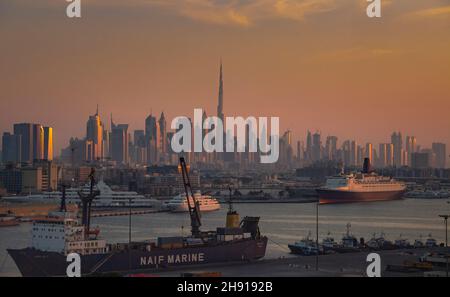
129;247;448;277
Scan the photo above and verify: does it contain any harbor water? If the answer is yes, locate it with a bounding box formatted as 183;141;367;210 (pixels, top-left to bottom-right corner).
1;198;449;276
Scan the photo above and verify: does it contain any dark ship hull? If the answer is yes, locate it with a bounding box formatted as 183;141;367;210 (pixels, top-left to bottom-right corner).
7;238;268;277
317;189;405;204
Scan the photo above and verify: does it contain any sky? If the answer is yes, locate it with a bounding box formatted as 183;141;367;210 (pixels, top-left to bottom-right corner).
0;0;449;154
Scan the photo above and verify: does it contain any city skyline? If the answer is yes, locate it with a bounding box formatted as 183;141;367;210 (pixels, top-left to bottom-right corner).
1;0;450;153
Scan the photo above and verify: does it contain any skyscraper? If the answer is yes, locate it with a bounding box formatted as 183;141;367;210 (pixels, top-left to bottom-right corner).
145;114;160;165
1;132;21;163
391;132;403;167
365;143;373;164
111;119;129;165
217;61;224;124
379;143;394;167
13;123;33;163
432;143;447;168
325;136;338;161
305;130;312;162
159;112;167;154
86;107;104;161
43;127;53;161
312;132;321;162
32;124;44;161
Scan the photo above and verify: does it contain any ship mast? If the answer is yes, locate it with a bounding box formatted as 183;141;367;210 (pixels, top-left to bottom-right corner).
179;157;202;237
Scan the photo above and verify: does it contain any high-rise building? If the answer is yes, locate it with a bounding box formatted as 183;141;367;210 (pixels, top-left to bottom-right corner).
325;136;338;161
217;61;224;124
111;119;129;165
391;132;403;167
350;141;358;166
411;152;431;169
13;123;33;163
32;124;44;161
159;112;167;154
86;107;104;161
145;114;160;165
43;127;53;161
365;143;373;164
1;132;21;163
432;143;447;168
378;143;394;167
312;132;321;162
405;136;416;166
305;131;312;162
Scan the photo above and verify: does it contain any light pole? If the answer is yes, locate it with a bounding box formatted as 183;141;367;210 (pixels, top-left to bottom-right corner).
129;197;132;271
316;200;319;271
438;214;448;277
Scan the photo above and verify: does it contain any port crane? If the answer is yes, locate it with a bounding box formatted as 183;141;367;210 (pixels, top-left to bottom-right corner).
78;168;100;239
179;157;202;238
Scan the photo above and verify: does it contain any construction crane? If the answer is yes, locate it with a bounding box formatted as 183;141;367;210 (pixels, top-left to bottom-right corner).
179;157;202;237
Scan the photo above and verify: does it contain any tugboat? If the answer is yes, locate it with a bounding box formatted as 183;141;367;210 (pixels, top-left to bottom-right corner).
366;232;396;250
321;232;338;253
7;159;268;277
333;223;360;253
288;231;322;255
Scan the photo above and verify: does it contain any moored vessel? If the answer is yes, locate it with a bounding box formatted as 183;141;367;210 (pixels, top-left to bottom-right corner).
317;158;406;204
7;159;268;277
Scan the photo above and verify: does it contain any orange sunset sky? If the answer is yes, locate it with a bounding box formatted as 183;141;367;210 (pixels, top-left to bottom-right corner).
0;0;449;153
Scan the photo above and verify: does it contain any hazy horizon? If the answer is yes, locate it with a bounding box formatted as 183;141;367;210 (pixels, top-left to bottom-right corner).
1;0;449;154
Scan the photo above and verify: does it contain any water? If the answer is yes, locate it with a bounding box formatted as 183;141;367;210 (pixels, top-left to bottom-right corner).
1;199;449;276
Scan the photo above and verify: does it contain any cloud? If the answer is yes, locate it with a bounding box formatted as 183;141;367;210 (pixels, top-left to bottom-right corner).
312;47;397;63
410;5;450;18
146;0;339;27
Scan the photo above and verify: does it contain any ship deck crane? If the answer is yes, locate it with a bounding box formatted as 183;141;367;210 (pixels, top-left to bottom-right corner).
78;168;100;239
179;157;202;238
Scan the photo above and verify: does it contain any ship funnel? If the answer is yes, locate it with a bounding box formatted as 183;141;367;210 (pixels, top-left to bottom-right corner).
362;158;372;174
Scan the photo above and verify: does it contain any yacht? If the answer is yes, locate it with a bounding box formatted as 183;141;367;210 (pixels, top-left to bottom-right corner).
2;181;159;209
165;192;220;213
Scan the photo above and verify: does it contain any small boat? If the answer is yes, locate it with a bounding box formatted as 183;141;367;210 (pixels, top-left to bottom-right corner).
288;231;322;255
332;223;360;253
414;235;425;248
425;234;437;248
321;232;338;253
367;232;396;250
394;234;412;249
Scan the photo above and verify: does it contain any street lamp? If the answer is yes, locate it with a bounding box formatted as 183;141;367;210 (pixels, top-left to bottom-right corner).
438;214;449;277
316;200;319;271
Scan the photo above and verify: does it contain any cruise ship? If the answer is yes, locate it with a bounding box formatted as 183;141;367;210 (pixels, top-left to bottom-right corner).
2;181;159;208
165;192;220;212
317;158;406;204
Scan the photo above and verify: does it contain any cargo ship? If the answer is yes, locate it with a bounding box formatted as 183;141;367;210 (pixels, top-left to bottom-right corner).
317;158;406;204
7;159;267;277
